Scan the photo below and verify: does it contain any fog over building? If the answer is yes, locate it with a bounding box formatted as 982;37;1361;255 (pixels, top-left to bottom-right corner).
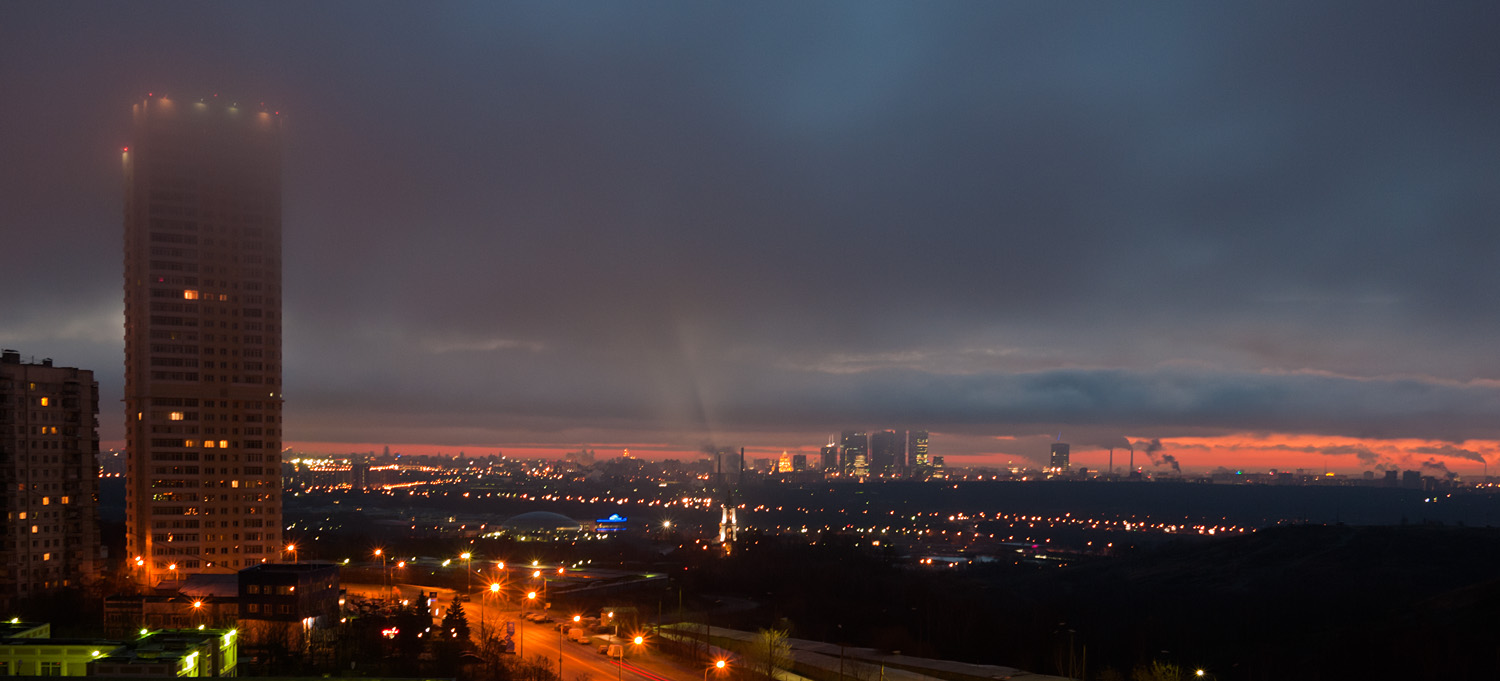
122;94;285;583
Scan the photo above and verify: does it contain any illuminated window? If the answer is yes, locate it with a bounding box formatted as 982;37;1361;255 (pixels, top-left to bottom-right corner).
205;441;216;448
39;397;49;407
42;553;50;561
185;440;198;448
31;525;38;534
231;480;239;488
41;497;49;506
18;512;26;520
183;290;200;300
169;412;185;421
60;497;70;505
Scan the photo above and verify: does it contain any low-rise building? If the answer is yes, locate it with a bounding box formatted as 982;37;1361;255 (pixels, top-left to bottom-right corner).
91;628;237;678
0;621;117;677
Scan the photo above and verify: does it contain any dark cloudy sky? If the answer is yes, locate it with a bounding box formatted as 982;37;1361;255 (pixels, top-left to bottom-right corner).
3;2;1499;471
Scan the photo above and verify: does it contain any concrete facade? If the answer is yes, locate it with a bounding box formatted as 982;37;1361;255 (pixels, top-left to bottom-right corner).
0;351;102;608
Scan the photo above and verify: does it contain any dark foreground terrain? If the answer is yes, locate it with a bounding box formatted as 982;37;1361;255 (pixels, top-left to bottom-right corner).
687;524;1500;681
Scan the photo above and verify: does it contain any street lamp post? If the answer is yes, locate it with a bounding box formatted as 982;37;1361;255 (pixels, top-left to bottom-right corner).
706;659;727;681
616;636;633;681
374;549;387;600
461;552;472;595
482;582;500;638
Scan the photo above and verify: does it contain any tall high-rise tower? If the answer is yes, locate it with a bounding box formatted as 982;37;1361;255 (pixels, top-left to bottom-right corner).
1048;442;1070;474
868;430;902;476
907;430;929;467
123;94;283;584
839;431;867;476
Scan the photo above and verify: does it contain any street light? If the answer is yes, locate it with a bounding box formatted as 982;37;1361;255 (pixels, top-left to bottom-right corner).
619;634;645;681
374;549;388;600
285;543;298;564
461;552;472;594
706;659;728;681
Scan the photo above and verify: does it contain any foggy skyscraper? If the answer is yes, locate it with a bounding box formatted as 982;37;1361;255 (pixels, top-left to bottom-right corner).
123;94;284;583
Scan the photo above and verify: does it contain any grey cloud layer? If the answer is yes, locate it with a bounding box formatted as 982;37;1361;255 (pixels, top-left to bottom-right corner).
2;2;1498;451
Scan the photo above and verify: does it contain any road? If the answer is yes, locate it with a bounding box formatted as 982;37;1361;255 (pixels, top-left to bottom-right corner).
480;603;704;681
347;583;717;681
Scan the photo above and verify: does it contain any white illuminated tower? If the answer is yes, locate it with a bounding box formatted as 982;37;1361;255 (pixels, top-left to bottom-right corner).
123;94;284;584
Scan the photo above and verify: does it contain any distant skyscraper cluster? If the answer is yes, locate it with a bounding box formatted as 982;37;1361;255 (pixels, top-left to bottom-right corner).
818;429;933;478
122;94;285;583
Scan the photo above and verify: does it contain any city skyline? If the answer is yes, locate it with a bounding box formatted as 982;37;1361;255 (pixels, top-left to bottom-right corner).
3;3;1500;474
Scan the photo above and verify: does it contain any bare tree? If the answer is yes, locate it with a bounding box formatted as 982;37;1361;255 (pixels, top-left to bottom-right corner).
750;628;793;681
1132;660;1186;681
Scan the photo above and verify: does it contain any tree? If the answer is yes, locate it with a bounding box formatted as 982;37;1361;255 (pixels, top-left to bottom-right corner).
751;628;792;681
1132;660;1185;681
443;595;473;646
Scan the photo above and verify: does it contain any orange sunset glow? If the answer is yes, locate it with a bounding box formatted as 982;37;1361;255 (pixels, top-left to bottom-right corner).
282;433;1494;477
